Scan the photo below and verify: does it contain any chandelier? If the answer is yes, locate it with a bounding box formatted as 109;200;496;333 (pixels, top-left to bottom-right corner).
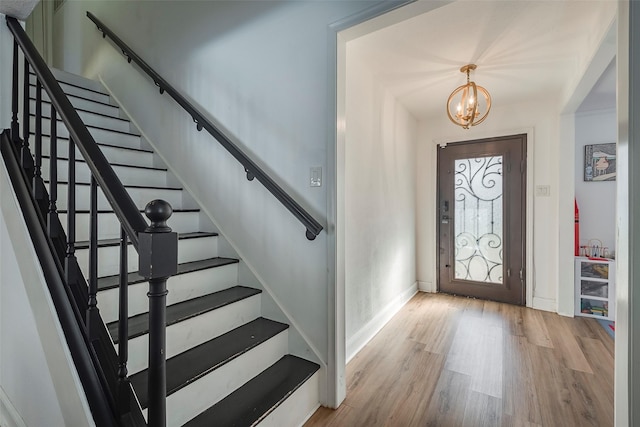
446;64;491;129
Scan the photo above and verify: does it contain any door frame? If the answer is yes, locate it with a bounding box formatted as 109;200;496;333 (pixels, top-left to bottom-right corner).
436;134;527;305
433;128;535;309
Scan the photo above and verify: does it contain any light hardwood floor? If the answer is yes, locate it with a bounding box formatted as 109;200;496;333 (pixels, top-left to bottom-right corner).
305;293;614;427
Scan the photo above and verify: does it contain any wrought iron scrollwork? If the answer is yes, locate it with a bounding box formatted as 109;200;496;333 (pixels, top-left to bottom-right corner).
454;156;503;284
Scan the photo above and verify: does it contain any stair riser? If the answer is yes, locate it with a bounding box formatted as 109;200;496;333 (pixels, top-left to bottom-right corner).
29;99;125;125
259;371;320;427
97;263;239;324
31;80;112;104
32;95;121;118
142;331;289;427
126;294;261;375
31;70;108;96
30;109;131;133
40;137;155;168
32;118;141;149
42;159;167;187
59;210;200;241
47;183;185;212
76;235;219;277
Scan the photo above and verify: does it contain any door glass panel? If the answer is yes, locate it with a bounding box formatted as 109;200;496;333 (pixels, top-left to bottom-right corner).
454;156;503;284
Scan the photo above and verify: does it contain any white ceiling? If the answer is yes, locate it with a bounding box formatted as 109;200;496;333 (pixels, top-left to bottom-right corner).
0;0;39;20
577;58;616;113
347;0;617;121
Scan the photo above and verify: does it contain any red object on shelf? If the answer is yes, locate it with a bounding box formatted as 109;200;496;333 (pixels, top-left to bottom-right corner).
575;199;580;256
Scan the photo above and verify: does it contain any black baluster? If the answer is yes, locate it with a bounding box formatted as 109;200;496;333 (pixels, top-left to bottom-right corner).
22;57;34;178
65;137;78;286
139;200;177;427
11;41;19;142
118;226;131;414
47;108;58;238
87;176;99;338
33;80;44;202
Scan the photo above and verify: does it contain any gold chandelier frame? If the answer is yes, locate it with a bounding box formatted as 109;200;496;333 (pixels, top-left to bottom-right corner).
446;64;492;129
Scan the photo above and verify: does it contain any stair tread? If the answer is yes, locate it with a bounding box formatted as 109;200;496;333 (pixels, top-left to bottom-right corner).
42;155;167;172
76;231;217;250
130;317;289;409
45;179;182;191
108;285;261;343
58;207;199;214
184;355;320;427
30;131;154;153
97;257;239;291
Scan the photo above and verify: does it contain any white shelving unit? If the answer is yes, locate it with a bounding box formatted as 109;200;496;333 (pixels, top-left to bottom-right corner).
574;256;615;320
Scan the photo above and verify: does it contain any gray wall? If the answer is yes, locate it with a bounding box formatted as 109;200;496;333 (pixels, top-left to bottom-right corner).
344;53;418;360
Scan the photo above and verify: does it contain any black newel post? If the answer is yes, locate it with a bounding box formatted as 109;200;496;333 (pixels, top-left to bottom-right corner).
139;200;177;427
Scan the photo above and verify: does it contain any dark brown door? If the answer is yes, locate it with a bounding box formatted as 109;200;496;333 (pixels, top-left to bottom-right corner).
437;134;526;305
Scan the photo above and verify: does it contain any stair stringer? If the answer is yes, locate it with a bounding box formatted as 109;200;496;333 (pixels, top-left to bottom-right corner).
0;143;94;427
98;78;329;406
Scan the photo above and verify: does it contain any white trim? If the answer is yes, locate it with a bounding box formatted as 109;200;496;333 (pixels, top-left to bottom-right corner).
328;0;417;408
418;280;435;292
557;113;576;317
346;283;418;363
532;296;557;313
298;403;322;427
0;386;27;427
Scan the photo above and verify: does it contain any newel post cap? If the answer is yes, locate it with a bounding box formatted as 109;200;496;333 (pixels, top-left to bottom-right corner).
145;199;173;232
139;199;177;279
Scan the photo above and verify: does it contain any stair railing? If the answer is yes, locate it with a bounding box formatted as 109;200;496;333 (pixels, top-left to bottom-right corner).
4;16;175;427
86;11;324;241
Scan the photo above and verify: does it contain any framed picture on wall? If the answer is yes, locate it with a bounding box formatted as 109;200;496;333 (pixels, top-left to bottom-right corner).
584;143;616;182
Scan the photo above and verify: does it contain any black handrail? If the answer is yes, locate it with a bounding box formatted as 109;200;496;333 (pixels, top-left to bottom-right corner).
86;11;324;241
7;16;147;248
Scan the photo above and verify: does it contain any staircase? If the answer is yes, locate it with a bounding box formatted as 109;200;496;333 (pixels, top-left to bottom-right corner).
34;67;320;426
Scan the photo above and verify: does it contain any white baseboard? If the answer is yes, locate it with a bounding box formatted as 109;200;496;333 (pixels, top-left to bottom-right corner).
532;296;557;313
346;283;418;363
297;403;322;427
418;281;435;292
0;386;27;427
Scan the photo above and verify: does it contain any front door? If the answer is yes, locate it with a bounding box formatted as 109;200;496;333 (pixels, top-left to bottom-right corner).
437;135;526;305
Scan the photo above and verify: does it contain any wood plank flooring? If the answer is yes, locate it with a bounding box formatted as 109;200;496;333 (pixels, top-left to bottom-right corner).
304;293;614;427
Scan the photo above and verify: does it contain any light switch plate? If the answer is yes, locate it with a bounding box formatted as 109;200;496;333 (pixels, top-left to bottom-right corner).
310;166;322;187
535;185;550;197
